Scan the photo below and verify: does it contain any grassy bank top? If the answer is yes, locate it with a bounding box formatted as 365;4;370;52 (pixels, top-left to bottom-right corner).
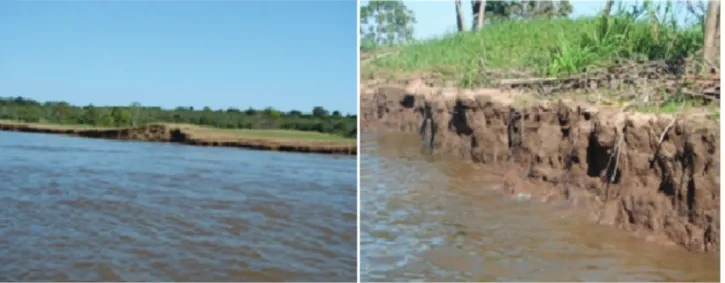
172;123;354;143
362;10;718;120
362;15;705;86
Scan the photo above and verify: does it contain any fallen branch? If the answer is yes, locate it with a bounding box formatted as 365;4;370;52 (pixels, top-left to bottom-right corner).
648;116;679;169
608;138;624;187
657;119;678;147
499;77;558;86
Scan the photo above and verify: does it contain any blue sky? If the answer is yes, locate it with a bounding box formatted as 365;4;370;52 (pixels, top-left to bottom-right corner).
407;0;604;38
361;1;701;40
0;1;357;114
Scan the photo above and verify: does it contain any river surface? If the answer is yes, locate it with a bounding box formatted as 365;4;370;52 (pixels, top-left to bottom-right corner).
360;133;719;282
0;131;356;282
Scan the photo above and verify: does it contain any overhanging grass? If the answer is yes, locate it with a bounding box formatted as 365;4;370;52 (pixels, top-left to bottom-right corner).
363;16;703;87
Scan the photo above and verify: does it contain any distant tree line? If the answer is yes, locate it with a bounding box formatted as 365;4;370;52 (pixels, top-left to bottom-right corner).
0;97;357;138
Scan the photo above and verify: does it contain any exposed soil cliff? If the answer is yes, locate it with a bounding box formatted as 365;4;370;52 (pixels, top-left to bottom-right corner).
361;79;720;253
0;122;356;155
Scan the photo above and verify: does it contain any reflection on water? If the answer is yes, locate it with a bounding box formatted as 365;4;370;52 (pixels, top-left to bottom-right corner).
360;132;719;282
0;131;356;282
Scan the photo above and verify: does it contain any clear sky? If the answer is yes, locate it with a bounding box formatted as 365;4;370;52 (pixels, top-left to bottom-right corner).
360;0;701;40
0;1;357;114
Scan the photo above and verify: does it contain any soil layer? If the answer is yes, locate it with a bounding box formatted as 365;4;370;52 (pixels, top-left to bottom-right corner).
0;122;356;155
361;79;720;253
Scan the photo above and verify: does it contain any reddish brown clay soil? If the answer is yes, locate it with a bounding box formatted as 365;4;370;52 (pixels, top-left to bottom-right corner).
0;122;356;155
361;79;720;253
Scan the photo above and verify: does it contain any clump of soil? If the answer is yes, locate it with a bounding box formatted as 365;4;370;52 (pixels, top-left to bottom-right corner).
0;122;356;155
361;79;720;253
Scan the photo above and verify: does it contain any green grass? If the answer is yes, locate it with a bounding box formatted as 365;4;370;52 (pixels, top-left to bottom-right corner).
630;92;720;117
708;109;720;122
633;99;696;113
363;12;703;87
200;127;355;141
160;123;355;142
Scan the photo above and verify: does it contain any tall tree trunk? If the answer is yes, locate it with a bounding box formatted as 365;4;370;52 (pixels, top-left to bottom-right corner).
455;0;467;32
601;0;614;16
474;0;486;31
470;1;476;29
703;0;720;74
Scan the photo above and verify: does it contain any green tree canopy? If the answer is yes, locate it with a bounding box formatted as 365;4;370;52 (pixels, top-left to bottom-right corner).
360;0;416;49
111;106;131;127
473;0;572;22
312;106;329;118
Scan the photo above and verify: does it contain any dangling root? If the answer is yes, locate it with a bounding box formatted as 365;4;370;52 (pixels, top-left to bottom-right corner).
597;124;625;224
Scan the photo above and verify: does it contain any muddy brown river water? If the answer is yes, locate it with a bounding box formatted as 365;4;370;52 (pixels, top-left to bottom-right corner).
0;131;356;282
360;133;719;282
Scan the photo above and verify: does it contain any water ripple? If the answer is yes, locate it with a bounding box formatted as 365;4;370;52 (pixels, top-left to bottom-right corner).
0;131;356;282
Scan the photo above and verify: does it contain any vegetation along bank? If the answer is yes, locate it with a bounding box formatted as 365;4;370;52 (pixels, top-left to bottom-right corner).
361;0;720;252
0;97;356;155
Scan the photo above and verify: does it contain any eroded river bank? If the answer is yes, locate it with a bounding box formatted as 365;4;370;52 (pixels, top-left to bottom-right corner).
0;122;356;155
361;80;720;253
360;132;719;282
360;78;720;281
